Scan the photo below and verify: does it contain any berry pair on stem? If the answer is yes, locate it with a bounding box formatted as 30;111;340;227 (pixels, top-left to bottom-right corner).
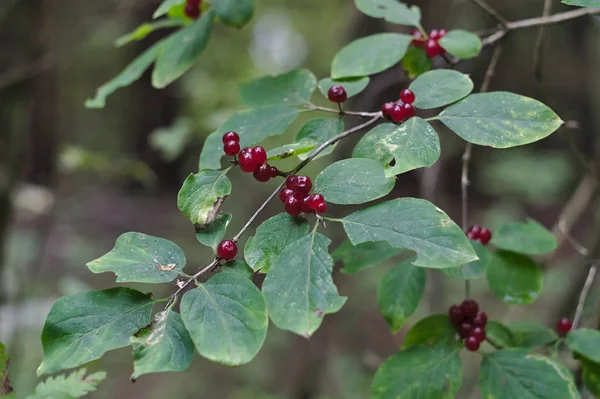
222;132;279;182
466;225;492;245
184;0;202;19
381;89;416;123
279;175;327;216
448;299;488;351
412;29;447;58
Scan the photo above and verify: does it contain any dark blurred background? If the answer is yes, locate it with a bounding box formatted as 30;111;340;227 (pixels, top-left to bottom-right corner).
1;0;599;398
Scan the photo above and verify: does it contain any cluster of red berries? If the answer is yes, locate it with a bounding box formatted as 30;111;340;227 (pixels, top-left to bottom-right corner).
327;85;348;104
411;29;447;58
279;175;327;216
557;317;573;335
184;0;202;19
466;225;492;245
448;299;488;351
222;132;279;182
381;89;417;123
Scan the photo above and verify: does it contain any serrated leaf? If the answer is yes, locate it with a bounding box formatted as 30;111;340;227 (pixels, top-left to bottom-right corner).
239;69;316;107
486;321;517;348
442;241;490;279
180;272;268;366
581;357;600;397
333;240;403;274
177;169;232;226
244;213;310;273
263;230;346;337
567;329;600;363
86;232;185;283
561;0;600;7
196;214;232;250
331;33;411;79
479;349;581;399
221;260;254;279
153;0;185;19
508;322;558;348
439;30;482;60
267;142;315;161
335;198;477;268
377;259;425;333
213;0;254;28
409;70;473;109
314;158;395;204
487;250;543;305
131;310;194;379
355;0;421;26
27;368;106;399
401;315;459;349
152;9;214;88
317;77;370;99
439;92;563;148
38;288;154;376
492;219;557;256
115;20;185;47
401;46;431;79
85;41;164;108
372;346;461;399
199;106;299;170
295;117;344;161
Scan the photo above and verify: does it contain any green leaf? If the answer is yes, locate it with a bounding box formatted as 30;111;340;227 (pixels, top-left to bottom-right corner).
180;272;268;366
355;0;421;26
439;92;563;148
331;33;411;79
295;117;344;161
442;241;490;279
492;219;557;256
152;9;214;88
352;123;397;164
486;321;517;348
244;213;310;273
115;20;186;47
131;310;194;379
239;69;316;107
479;349;580;399
401;315;459;349
196;214;232;250
377;259;426;333
1;341;13;397
263;229;346;337
221;260;254;279
333;240;403;274
567;329;600;363
38;288;154;376
508;322;558;348
86;232;185;283
314;158;395;205
335;198;478;269
199;106;299;170
439;30;482;60
317;77;370;99
487;250;543;305
153;0;185;19
213;0;254;28
372;346;461;399
409;70;474;109
177;169;232;226
27;369;106;399
401;46;432;79
85;41;164;108
267;142;315;161
561;0;600;7
581;357;600;397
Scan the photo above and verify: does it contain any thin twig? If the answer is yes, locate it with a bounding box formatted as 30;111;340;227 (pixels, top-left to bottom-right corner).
304;104;380;118
573;263;597;329
164;258;219;308
532;0;552;82
469;0;509;27
558;220;589;257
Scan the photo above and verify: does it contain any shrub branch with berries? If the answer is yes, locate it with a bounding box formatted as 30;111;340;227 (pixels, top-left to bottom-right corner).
34;0;600;398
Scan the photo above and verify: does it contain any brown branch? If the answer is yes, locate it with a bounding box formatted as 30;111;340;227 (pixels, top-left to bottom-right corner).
573;263;597;329
469;0;509;27
303;104;380;118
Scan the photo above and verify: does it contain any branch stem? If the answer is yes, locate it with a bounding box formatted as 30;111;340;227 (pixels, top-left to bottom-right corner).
304;104;380;118
573;263;597;329
469;0;509;27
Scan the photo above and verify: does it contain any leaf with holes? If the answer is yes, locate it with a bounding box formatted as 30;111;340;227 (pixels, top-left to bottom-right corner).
492;219;557;256
442;241;490;279
409;70;473;109
177;169;232;226
402;315;459;349
439;30;482;60
487;250;543;305
355;0;421;26
86;232;185;283
508;322;559;348
239;69;316;107
333;240;403;274
567;329;600;363
317;77;370;99
295;117;345;160
196;214;232;250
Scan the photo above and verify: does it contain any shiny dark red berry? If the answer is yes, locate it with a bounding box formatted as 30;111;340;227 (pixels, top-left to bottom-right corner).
557;318;573;334
458;322;473;338
471;327;486;343
301;196;314;213
473;311;488;328
184;3;201;19
402;103;416;119
217;240;237;260
328;85;347;103
479;228;492;245
429;29;442;40
222;131;239;143
425;39;442;57
306;194;325;210
251;146;267;165
285;194;302;216
390;104;405;123
438;29;447;38
286;175;298;190
400;89;415;105
269;166;279;178
467;225;481;240
411;29;426;46
461;299;479;319
448;305;464;326
465;336;480;351
253;164;272;182
223;140;240;156
294;176;312;194
279;188;294;202
381;102;396;119
316;202;327;214
238;149;258;172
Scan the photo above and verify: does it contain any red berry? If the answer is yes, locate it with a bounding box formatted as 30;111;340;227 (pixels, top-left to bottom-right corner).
466;225;481;240
187;0;202;5
448;305;464;326
439;29;447;38
465;336;480;351
301;196;314;213
429;29;442;40
284;194;302;216
425;39;442;58
473;311;488;328
458;322;473;338
306;194;325;210
402;103;416;119
253;164;272;182
251;146;267;166
390;104;405;123
557;318;573;334
269;166;279;178
279;188;294;202
461;299;479;319
328;85;347;103
222;131;239;143
381;102;396;119
400;89;416;105
238;149;258;172
471;327;486;343
285;175;298;190
294;176;312;194
217;240;237;260
223;140;240;156
316;202;328;214
411;29;426;46
184;3;201;19
479;228;492;245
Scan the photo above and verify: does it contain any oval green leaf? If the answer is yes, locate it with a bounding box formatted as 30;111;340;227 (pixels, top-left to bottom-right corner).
177;169;232;226
492;219;557;256
267;142;315;161
409;70;474;109
442;241;490;279
562;0;600;7
439;92;563;148
195;213;232;250
86;232;186;283
401;315;459;349
401;46;432;79
353;123;397;164
153;0;185;18
355;0;421;26
221;259;254;279
212;0;254;28
239;69;316;107
486;321;517;348
333;240;403;275
317;77;370;99
487;250;543;305
331;33;411;79
567;329;600;363
439;30;482;60
508;322;559;348
180;272;268;366
295;117;345;161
